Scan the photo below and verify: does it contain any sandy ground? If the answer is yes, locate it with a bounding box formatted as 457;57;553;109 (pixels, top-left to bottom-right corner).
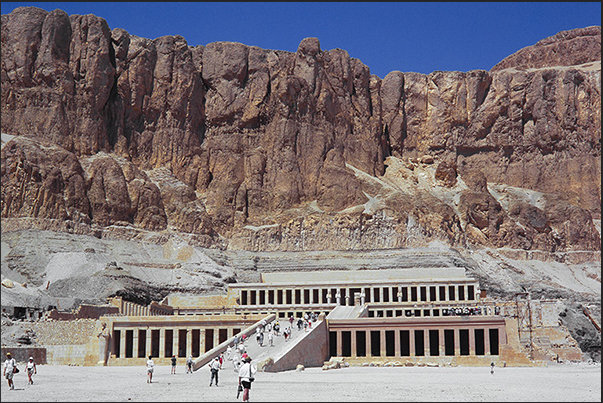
0;362;600;402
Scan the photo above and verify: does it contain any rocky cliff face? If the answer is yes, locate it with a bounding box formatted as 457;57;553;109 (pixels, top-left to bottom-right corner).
1;6;601;254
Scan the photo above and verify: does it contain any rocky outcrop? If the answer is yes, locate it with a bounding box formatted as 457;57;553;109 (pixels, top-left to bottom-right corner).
1;7;600;253
491;26;601;71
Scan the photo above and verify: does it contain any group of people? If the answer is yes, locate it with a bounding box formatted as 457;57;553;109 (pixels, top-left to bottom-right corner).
207;340;257;401
296;312;318;331
3;352;37;390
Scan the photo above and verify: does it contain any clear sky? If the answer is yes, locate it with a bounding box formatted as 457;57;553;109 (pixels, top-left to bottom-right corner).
1;2;601;78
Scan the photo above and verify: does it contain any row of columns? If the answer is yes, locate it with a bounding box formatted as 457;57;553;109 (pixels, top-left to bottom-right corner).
114;326;236;359
120;301;149;316
240;284;477;307
332;326;503;358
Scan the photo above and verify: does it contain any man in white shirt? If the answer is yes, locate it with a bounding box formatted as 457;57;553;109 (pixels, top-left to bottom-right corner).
238;356;257;402
3;352;16;390
209;357;220;386
146;355;155;383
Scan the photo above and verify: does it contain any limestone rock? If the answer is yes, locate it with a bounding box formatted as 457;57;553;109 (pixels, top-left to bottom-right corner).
1;7;600;255
491;26;601;71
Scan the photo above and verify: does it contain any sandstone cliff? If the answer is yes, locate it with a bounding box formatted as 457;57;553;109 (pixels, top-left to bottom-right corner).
1;7;600;255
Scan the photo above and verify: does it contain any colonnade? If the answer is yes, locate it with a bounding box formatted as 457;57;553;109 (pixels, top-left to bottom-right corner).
237;283;478;307
111;325;241;359
328;321;506;359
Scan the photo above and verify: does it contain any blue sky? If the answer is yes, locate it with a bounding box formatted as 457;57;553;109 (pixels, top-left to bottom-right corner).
2;2;601;78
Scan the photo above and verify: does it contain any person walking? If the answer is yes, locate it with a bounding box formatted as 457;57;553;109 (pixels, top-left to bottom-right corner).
171;355;177;374
268;330;275;346
3;352;17;390
186;355;193;374
209;357;220;386
26;357;37;385
146;355;155;383
238;356;257;402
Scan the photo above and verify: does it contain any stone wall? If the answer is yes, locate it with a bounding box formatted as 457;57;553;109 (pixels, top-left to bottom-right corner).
263;319;329;372
23;319;101;365
0;347;46;364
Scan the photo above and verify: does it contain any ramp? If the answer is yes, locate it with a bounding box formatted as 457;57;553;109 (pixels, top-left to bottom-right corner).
192;313;276;371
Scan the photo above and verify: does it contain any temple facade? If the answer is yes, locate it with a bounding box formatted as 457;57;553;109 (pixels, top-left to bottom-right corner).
12;266;583;369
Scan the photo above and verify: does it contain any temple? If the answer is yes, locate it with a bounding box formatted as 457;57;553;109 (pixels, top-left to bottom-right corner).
3;264;584;370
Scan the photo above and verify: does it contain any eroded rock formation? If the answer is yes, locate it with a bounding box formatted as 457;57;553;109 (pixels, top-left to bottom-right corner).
1;6;600;253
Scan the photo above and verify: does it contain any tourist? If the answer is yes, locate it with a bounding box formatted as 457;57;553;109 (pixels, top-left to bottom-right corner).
3;352;17;390
226;345;233;361
238;356;257;402
219;352;224;369
297;318;303;331
146;355;155;383
256;327;262;345
289;315;294;328
490;362;495;375
26;356;37;385
186;355;193;374
209;356;220;386
232;352;242;371
171;355;177;374
268;330;275;346
258;331;264;347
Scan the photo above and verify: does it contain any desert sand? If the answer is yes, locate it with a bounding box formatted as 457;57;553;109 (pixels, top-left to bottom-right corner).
0;361;600;402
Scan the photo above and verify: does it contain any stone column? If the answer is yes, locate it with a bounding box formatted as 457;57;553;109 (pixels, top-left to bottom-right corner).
360;291;366;305
366;330;372;357
454;328;460;356
159;328;166;358
146;328;152;358
345;288;350;306
485;328;491;356
351;331;357;358
439;329;445;356
335;290;341;305
119;329;127;359
186;329;193;358
200;329;206;354
380;330;386;357
394;329;401;357
173;328;179;357
424;330;430;357
379;287;384;303
397;286;402;303
409;328;415;357
336;331;343;356
133;329;140;358
469;327;476;356
213;328;219;350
